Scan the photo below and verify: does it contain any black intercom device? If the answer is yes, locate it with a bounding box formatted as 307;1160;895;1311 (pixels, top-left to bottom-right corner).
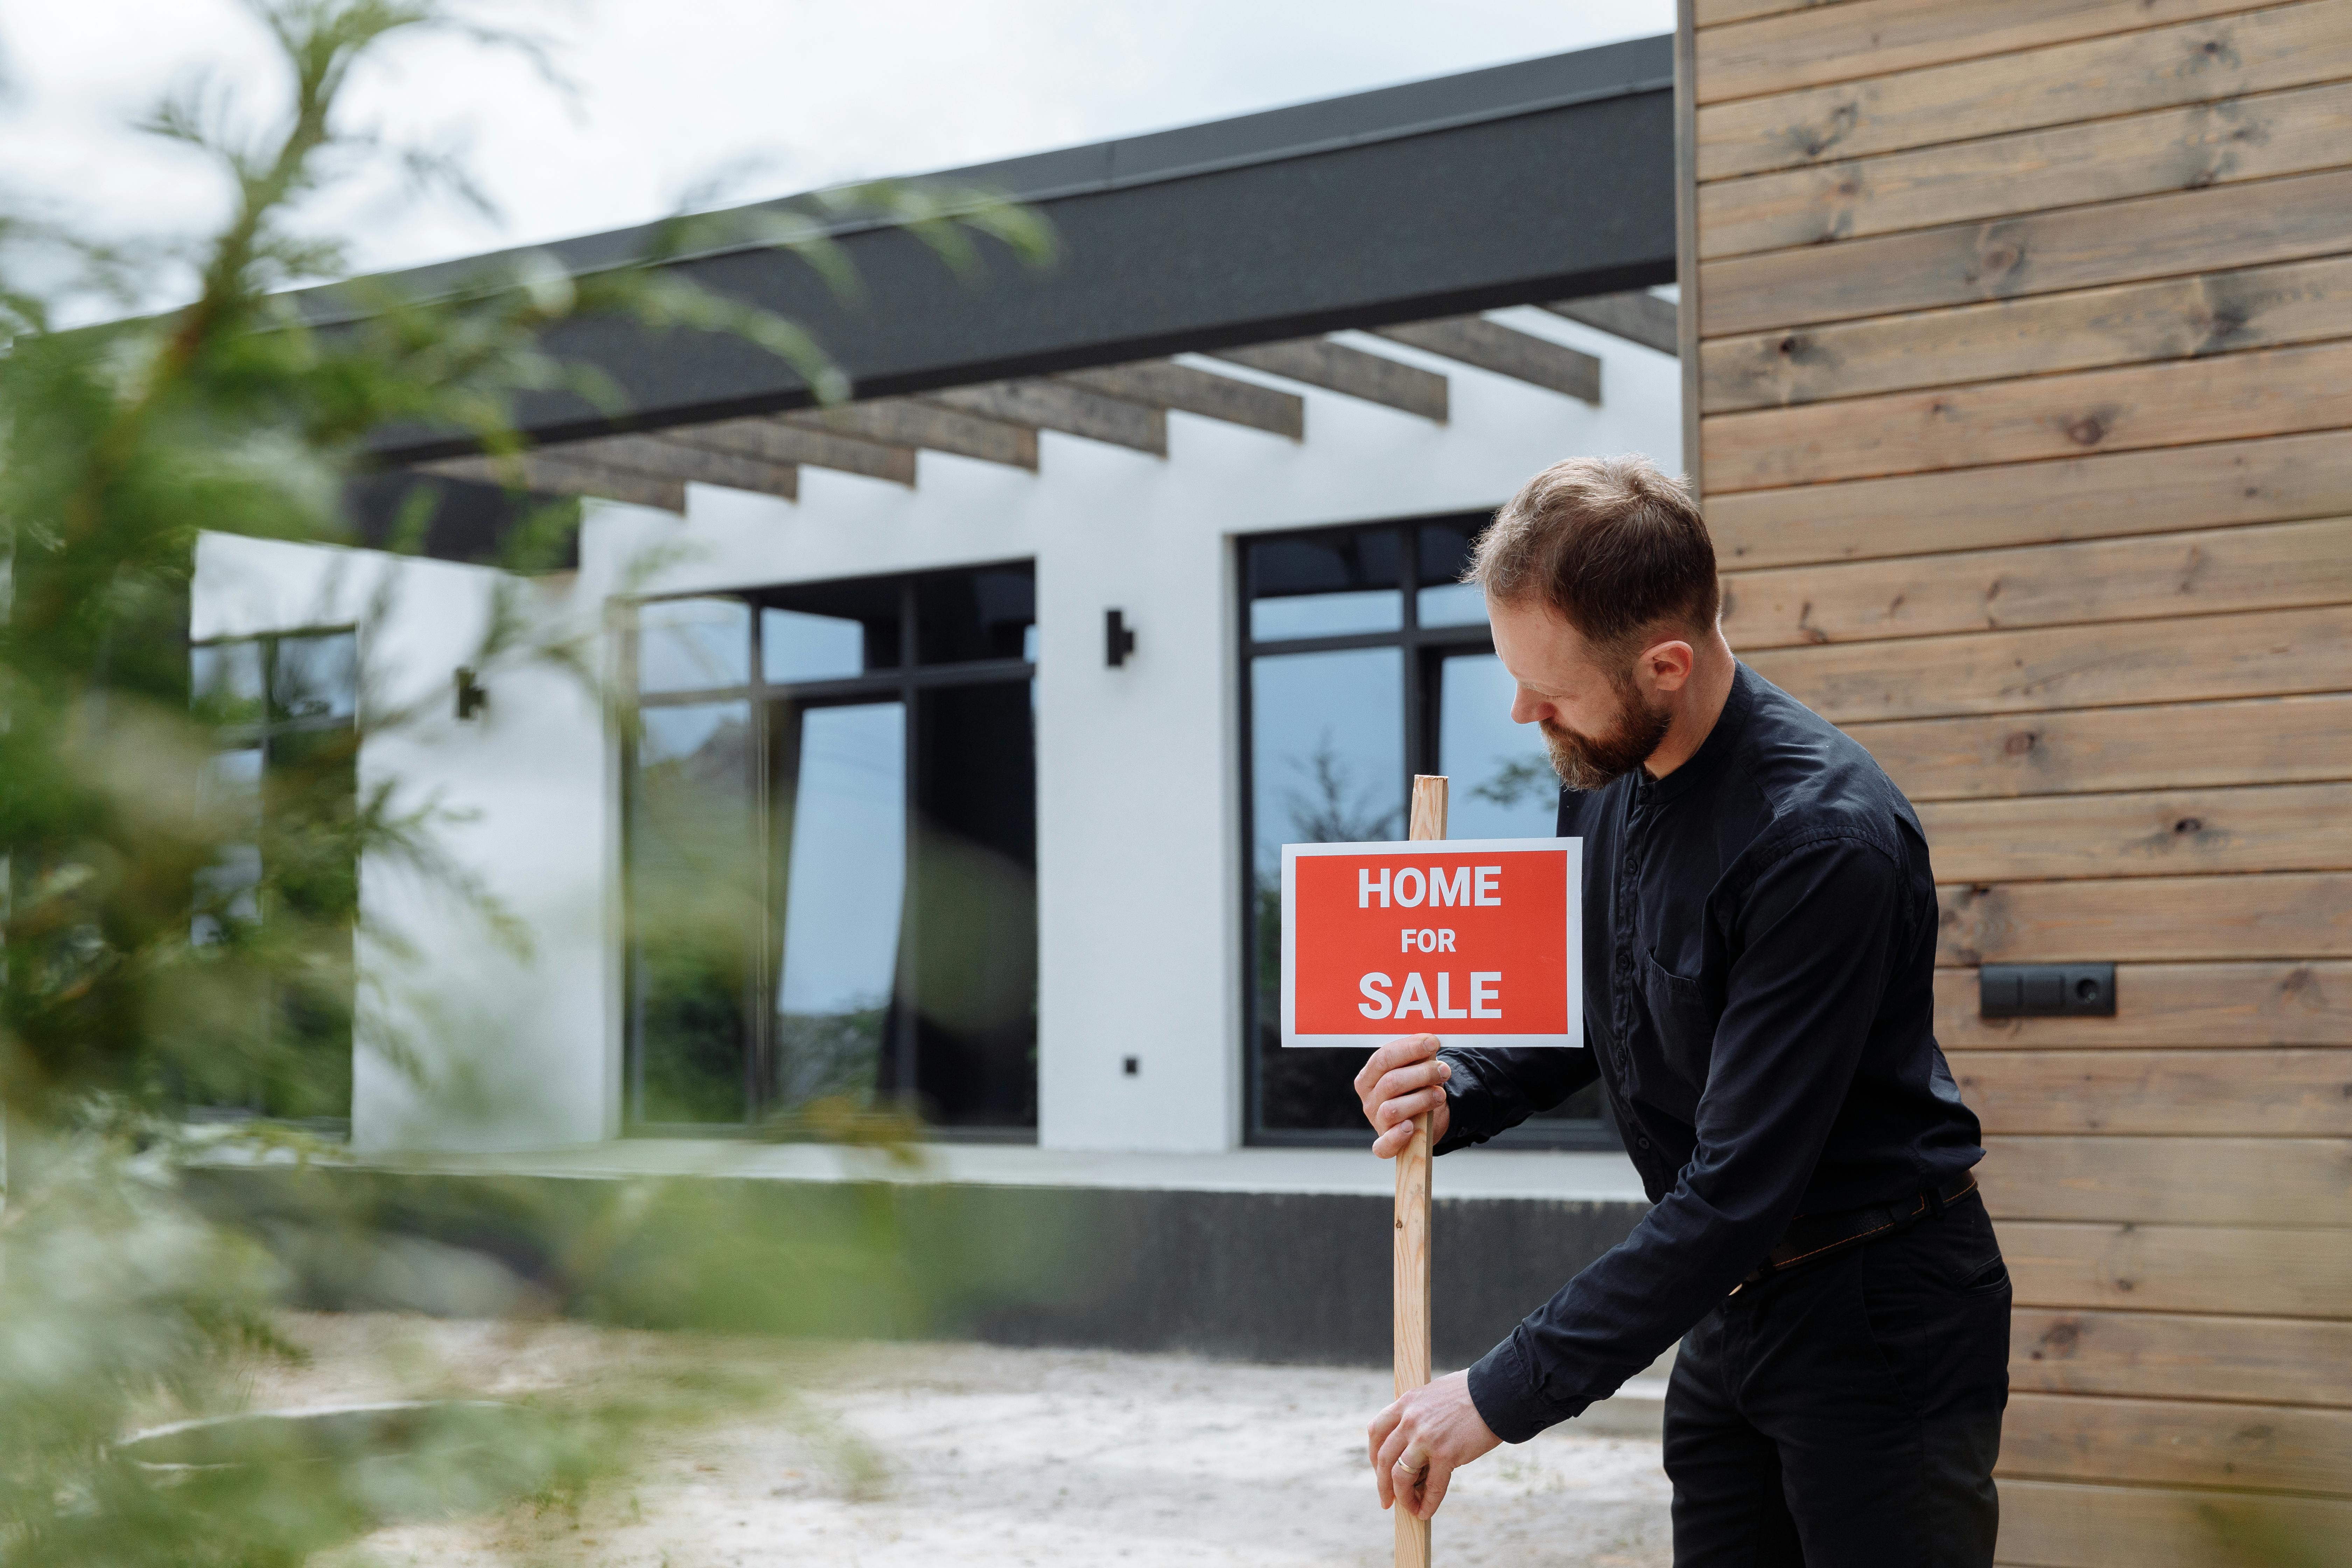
1978;962;2115;1018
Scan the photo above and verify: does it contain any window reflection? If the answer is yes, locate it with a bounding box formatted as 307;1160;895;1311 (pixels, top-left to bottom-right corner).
1250;648;1405;871
917;568;1036;663
1240;515;1617;1149
762;609;867;685
638;597;751;693
1250;646;1404;1132
1439;653;1559;841
192;748;264;946
761;575;900;680
630;701;758;1124
192;640;266;726
625;563;1038;1133
773;702;905;1107
183;630;361;1123
272;631;358;720
1415;518;1487;628
1247;530;1403;640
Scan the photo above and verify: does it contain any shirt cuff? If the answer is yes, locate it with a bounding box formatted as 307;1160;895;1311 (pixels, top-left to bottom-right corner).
1431;1051;1491;1155
1467;1331;1588;1444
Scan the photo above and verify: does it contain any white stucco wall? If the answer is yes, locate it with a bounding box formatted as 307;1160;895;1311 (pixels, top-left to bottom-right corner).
193;303;1679;1155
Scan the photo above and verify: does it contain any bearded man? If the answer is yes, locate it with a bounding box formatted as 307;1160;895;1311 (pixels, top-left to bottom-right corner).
1357;456;2008;1566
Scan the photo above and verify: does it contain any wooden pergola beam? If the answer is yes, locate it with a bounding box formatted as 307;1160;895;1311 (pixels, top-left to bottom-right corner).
555;433;802;500
782;401;1038;470
662;418;917;486
1204;338;1449;422
1369;317;1602;404
1541;291;1678;356
923;381;1167;455
415;452;692;513
1058;360;1304;439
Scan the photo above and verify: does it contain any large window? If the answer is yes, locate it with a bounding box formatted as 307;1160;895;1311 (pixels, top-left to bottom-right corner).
1239;517;1616;1148
625;564;1038;1136
187;627;361;1127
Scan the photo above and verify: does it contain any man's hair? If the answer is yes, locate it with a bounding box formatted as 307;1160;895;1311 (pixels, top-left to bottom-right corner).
1468;455;1720;664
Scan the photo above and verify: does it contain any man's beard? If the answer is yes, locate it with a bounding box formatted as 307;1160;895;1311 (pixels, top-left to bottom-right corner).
1540;676;1674;792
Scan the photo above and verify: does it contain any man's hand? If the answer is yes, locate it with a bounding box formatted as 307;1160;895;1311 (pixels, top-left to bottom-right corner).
1368;1370;1500;1519
1354;1034;1451;1158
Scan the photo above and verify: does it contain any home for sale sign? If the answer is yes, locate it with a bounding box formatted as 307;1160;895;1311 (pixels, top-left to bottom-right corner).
1280;839;1582;1049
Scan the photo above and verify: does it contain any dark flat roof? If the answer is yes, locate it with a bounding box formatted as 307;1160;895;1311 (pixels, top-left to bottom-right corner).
355;33;1675;460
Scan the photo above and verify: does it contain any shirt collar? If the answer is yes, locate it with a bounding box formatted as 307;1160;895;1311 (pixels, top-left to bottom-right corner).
1635;661;1754;807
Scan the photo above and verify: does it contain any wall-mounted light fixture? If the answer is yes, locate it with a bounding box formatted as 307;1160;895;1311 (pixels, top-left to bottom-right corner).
454;666;488;721
1105;608;1137;668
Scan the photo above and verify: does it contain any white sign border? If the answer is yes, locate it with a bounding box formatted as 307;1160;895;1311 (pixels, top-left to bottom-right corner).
1279;837;1583;1050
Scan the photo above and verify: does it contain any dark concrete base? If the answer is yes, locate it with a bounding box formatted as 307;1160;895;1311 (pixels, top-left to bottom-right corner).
187;1166;1647;1369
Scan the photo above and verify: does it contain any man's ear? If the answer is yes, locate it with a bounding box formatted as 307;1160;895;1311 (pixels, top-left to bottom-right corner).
1640;637;1697;694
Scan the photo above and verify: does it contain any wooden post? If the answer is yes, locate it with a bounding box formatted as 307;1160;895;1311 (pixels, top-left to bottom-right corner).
1395;774;1446;1568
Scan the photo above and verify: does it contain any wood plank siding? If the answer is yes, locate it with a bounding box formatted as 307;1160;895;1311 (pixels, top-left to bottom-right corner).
1682;0;2352;1557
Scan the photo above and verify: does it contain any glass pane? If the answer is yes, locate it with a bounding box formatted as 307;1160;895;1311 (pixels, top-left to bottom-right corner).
638;597;750;694
1434;652;1608;1136
1416;518;1488;628
192;748;264;944
915;566;1035;664
1416;583;1488;628
906;681;1038;1128
1439;652;1559;841
271;631;358;721
630;701;758;1122
773;702;906;1109
761;609;867;685
1246;530;1402;641
761;576;901;680
261;726;358;1119
191;640;265;727
1250;647;1404;1132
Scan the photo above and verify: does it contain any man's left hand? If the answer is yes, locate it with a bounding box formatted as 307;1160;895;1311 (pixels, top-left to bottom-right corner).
1368;1369;1502;1520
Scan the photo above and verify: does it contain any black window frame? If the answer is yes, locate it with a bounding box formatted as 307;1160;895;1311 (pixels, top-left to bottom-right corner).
621;561;1039;1139
185;623;362;1135
1236;515;1621;1152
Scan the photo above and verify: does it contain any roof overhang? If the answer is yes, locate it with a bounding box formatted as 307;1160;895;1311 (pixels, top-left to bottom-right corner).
346;35;1674;467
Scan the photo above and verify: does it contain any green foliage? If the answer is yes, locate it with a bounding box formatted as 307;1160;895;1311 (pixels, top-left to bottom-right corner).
0;2;1051;1560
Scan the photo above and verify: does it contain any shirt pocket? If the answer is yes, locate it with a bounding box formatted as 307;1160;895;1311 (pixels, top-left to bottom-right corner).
1639;948;1718;1080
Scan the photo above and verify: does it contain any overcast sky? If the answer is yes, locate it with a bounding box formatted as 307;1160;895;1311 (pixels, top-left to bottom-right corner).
1;0;1670;296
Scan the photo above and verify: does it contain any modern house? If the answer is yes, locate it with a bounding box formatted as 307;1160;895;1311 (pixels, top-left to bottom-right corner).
198;7;2352;1559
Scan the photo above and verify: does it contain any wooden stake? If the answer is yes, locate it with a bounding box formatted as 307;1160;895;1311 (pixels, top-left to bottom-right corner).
1395;774;1446;1568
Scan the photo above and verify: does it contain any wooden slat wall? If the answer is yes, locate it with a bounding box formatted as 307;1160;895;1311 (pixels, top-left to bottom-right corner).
1685;1;2352;1559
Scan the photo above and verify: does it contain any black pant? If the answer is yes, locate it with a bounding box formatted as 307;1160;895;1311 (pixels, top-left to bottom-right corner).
1662;1189;2011;1566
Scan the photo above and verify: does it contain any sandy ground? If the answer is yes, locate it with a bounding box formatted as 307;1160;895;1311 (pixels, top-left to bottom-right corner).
254;1313;1670;1568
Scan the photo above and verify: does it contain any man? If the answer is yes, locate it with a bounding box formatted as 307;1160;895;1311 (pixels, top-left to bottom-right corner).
1358;456;2007;1565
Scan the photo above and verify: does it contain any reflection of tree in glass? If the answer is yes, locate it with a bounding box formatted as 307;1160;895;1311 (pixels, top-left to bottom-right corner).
1471;755;1558;810
776;1003;888;1106
1281;735;1401;845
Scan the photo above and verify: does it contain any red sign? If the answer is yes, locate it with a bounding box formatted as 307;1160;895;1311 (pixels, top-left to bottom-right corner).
1280;839;1582;1049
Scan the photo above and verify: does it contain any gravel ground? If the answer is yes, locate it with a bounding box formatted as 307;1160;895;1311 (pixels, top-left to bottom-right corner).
259;1313;1670;1568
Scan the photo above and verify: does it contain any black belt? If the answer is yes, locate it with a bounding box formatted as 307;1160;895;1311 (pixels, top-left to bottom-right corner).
1735;1171;1979;1291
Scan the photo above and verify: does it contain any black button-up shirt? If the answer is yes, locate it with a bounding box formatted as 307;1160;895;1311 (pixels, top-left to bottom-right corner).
1440;662;1983;1443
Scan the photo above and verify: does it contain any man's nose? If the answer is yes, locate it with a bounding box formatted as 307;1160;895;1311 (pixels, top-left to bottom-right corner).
1510;688;1546;726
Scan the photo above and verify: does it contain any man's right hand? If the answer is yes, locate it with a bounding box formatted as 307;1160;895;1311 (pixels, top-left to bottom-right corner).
1354;1034;1452;1159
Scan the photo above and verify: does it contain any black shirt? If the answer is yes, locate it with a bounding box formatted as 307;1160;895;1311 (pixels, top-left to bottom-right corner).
1440;661;1983;1443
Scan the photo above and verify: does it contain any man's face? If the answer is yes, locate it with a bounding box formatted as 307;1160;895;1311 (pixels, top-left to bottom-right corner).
1488;594;1673;791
